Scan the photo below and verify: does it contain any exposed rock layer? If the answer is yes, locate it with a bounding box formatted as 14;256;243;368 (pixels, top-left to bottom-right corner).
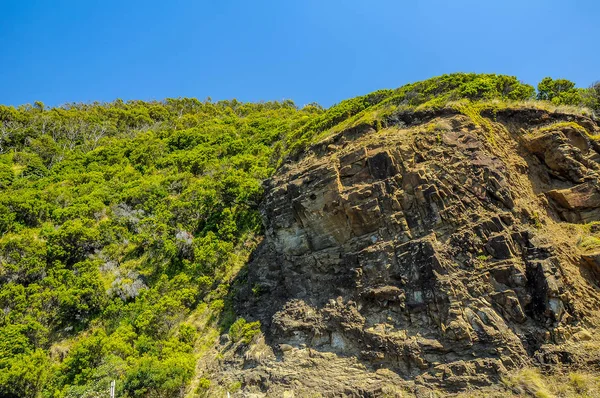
218;107;600;396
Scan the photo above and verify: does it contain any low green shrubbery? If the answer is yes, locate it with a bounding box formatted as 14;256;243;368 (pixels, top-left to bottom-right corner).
0;97;317;397
228;318;261;344
284;73;536;156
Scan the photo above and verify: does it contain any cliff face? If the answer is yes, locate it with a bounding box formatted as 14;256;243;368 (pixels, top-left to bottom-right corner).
217;107;600;396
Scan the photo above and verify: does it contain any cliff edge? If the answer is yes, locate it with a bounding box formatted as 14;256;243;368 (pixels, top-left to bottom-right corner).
211;105;600;397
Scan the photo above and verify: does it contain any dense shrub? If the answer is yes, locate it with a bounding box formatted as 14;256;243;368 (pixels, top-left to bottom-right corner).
228;318;261;344
537;76;587;106
0;96;316;397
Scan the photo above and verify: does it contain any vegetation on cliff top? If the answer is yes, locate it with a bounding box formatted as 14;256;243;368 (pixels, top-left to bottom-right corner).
0;73;598;397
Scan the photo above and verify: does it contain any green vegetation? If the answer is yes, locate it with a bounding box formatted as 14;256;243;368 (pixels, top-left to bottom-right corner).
228;318;260;344
536;121;588;135
537;77;600;112
0;73;598;397
578;232;600;252
284;73;537;155
0;98;318;397
571;221;600;254
500;367;600;398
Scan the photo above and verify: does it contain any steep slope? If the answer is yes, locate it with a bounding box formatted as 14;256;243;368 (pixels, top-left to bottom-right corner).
0;98;322;398
208;105;600;396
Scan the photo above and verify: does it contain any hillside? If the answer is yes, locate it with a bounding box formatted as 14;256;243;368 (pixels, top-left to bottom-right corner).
1;74;600;397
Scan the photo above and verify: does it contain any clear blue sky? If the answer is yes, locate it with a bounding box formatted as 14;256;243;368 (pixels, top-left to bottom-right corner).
1;0;598;108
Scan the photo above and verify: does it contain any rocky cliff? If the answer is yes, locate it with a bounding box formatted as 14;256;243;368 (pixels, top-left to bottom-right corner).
211;106;600;396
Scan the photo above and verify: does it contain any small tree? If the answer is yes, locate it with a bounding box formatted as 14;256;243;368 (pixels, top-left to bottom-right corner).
537;77;576;101
537;77;587;106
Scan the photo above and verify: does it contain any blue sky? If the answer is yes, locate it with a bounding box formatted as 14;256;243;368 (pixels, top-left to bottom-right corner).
1;0;598;108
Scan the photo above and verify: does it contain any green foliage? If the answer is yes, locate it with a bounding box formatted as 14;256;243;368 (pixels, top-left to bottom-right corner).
0;163;13;188
0;97;314;397
122;354;195;398
458;74;535;101
197;377;210;389
537;77;575;100
228;317;261;344
60;329;107;385
46;219;101;266
536;121;588;135
284;73;535;156
0;349;49;398
536;76;587;106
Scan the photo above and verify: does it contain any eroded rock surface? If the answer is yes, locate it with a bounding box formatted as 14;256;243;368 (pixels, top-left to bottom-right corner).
214;108;600;396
